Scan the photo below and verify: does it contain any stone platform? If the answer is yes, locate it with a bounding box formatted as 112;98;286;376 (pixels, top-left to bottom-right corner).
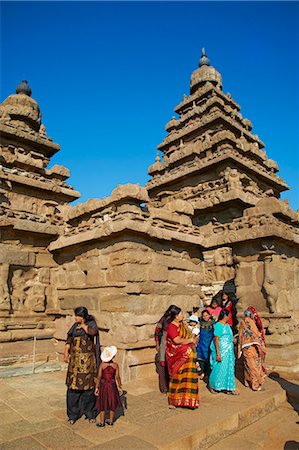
0;371;298;449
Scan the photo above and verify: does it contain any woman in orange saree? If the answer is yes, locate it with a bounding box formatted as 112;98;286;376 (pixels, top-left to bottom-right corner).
238;306;266;391
166;306;199;409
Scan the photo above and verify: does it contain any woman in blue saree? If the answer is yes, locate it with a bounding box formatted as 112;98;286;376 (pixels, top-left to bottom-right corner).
209;309;238;394
196;310;215;380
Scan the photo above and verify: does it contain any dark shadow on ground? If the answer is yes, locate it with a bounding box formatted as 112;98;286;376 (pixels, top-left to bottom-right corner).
269;372;299;414
284;441;299;449
113;390;127;422
235;355;245;385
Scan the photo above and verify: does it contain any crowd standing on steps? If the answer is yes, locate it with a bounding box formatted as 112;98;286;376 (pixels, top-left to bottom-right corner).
64;293;267;426
154;290;268;408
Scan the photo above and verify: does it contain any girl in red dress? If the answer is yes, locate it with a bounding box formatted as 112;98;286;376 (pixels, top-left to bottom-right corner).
95;346;122;427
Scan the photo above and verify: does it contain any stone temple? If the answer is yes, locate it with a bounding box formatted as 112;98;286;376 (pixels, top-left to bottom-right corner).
0;50;298;381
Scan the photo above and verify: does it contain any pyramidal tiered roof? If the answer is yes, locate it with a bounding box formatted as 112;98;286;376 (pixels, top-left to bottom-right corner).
0;81;80;237
147;50;289;221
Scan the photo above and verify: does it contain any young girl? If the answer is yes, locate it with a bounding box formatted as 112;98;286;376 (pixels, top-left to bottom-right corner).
207;296;223;321
95;346;122;427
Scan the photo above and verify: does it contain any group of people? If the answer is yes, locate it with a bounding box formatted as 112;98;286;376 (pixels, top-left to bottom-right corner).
155;291;267;409
63;294;267;426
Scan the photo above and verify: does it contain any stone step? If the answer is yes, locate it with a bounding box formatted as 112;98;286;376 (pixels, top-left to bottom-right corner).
208;402;299;450
0;373;294;450
118;377;288;449
0;361;65;378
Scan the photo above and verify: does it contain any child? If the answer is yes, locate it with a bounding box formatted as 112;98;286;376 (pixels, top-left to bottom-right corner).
207;295;223;321
95;346;122;427
185;314;200;336
196;310;215;380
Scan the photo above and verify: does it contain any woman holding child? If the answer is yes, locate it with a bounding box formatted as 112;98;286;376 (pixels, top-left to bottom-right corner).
166;305;199;409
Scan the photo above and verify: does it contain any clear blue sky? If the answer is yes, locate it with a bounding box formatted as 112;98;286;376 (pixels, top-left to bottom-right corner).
1;1;299;210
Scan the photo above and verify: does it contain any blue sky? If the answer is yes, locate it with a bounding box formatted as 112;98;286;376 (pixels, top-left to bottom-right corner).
1;1;299;210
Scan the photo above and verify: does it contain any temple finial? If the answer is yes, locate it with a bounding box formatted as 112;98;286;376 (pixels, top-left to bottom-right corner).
16;80;32;97
199;48;210;67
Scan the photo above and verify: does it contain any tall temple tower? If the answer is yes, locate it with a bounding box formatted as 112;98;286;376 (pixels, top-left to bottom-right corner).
147;49;289;226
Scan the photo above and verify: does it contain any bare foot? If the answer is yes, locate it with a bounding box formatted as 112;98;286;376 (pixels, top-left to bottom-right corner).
209;388;218;394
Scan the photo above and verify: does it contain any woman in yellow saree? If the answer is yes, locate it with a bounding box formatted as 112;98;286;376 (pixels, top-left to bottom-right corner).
166;306;199;409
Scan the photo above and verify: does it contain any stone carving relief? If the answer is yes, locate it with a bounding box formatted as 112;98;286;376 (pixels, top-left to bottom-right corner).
262;255;278;313
262;254;295;314
0;263;11;311
203;247;234;283
10;268;48;313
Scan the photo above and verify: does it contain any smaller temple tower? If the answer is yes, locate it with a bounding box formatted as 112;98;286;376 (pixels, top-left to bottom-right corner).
0;81;80;367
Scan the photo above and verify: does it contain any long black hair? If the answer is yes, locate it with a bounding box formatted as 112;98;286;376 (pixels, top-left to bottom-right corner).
210;294;223;308
218;308;229;321
165;305;182;323
74;306;93;323
220;291;235;305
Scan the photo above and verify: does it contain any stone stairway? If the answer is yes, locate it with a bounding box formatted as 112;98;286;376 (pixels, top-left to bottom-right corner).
0;371;297;449
208;401;299;450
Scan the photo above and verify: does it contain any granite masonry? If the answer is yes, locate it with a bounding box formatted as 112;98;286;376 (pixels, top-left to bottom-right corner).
1;51;298;381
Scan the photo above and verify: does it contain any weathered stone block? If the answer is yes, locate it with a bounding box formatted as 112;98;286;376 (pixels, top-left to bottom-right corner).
168;269;187;285
135;324;155;341
53;316;74;340
65;270;86;288
100;294;129;312
106;264;148;283
93;311;113;330
236;265;253;286
109;249;151;266
56;270;67;289
39;268;50;284
0;245;35;266
35;253;57;268
59;294;99;310
86;270;106;287
111;325;137;344
127;347;155;366
148;265;168;282
130;362;156;379
125;283;142;294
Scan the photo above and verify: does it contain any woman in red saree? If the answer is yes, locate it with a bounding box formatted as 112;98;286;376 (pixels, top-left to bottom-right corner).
238;306;266;391
166;305;199;409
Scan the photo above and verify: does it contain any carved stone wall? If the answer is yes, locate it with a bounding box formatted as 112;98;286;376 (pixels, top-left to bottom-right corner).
51;239;204;381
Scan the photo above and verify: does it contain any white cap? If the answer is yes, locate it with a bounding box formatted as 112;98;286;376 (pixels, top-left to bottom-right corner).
186;314;199;323
101;345;117;362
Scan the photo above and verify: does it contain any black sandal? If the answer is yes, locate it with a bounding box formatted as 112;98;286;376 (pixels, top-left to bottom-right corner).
96;422;105;427
106;421;114;426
